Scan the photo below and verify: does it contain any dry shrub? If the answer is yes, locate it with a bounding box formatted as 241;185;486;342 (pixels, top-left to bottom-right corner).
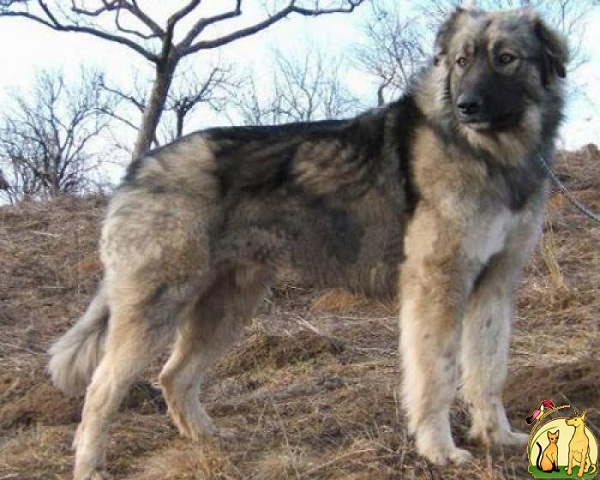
133;441;234;480
221;329;345;375
312;288;396;316
0;380;81;429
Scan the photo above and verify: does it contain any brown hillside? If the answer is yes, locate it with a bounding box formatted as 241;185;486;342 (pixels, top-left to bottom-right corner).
0;147;599;479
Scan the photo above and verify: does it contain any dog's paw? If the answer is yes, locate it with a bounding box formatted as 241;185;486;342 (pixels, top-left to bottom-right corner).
215;427;238;440
448;448;474;464
468;426;529;447
169;404;218;441
74;468;112;480
500;430;529;446
420;445;473;465
416;432;473;465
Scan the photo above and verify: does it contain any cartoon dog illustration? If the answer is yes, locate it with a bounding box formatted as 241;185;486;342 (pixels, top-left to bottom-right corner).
566;410;598;477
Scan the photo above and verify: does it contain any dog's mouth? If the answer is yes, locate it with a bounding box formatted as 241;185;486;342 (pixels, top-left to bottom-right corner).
461;119;492;131
458;113;520;132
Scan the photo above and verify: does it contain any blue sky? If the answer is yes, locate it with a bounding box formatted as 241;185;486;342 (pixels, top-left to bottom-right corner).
0;1;598;162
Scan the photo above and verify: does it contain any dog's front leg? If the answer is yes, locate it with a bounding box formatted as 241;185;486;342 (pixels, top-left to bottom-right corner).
399;213;473;465
577;451;586;477
567;450;575;476
460;251;529;447
460;204;544;449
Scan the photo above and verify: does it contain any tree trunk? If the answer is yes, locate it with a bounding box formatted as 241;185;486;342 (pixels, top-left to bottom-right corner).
175;107;185;139
132;59;177;160
377;83;386;108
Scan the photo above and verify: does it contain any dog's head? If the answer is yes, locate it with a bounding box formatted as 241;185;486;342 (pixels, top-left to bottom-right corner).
566;409;587;427
433;7;568;132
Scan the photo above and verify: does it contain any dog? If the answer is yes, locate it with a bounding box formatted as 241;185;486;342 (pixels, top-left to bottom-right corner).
48;6;568;478
566;410;598;477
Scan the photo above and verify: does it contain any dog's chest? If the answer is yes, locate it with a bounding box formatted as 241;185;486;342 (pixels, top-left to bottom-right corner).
463;208;519;264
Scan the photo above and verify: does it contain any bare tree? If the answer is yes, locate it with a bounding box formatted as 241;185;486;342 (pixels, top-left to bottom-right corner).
0;0;365;159
100;60;240;149
0;69;114;203
162;62;242;142
355;1;427;106
235;48;360;125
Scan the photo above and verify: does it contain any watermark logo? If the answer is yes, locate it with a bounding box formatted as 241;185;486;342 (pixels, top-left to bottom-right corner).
527;400;598;478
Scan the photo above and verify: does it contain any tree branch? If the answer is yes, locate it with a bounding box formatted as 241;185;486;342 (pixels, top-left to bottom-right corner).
118;1;164;39
168;0;202;31
69;0;116;17
113;7;154;40
0;0;158;62
184;0;363;55
99;75;146;112
68;0;163;39
176;0;241;52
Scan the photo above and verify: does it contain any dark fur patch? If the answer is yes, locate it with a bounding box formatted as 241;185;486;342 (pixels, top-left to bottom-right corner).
208;121;347;196
391;95;423;211
321;205;364;264
494;161;546;211
208;102;418;208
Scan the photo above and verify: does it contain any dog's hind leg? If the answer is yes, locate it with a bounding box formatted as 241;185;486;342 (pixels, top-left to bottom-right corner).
72;280;185;480
159;264;269;441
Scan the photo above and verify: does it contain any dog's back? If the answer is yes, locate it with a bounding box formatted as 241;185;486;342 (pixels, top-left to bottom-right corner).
118;101;419;298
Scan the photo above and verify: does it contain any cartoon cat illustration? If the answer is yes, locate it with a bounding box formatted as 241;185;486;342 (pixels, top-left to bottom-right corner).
536;430;560;473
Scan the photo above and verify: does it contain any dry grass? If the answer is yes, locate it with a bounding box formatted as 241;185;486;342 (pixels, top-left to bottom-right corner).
0;147;599;479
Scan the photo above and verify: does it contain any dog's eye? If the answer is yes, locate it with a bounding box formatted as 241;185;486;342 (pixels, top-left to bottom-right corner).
456;57;469;68
499;53;516;65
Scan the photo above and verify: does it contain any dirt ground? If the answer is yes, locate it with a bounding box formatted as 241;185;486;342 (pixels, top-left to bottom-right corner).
1;146;599;480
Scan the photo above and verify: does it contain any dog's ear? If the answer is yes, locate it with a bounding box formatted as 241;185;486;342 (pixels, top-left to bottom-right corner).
534;18;569;84
433;8;466;66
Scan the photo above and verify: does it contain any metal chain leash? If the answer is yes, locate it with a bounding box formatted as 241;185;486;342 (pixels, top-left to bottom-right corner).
536;154;600;224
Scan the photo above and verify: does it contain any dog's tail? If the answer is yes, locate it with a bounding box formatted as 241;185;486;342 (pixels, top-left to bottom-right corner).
48;285;109;396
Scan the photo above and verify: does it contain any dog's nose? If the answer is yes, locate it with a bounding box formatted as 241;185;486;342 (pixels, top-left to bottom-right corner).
456;93;483;118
